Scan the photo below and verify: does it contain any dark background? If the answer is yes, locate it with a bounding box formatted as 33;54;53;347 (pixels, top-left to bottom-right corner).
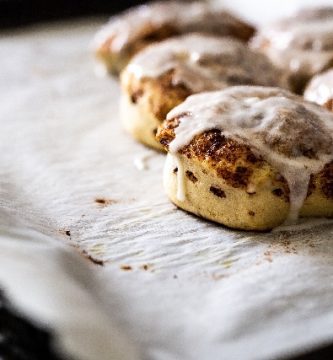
0;0;146;28
0;0;332;359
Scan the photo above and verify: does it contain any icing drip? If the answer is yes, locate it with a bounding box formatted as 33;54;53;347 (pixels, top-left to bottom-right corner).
127;34;286;93
275;163;310;224
167;86;333;223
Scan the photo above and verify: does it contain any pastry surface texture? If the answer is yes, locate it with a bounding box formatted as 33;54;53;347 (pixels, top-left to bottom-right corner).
121;34;288;150
251;7;333;93
157;86;333;230
94;1;255;75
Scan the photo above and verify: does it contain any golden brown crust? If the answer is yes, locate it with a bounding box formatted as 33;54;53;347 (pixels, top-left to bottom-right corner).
158;119;283;191
96;24;179;75
121;69;192;122
157;117;333;201
94;1;255;75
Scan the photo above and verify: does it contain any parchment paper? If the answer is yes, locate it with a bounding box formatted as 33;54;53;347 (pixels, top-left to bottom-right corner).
1;19;333;360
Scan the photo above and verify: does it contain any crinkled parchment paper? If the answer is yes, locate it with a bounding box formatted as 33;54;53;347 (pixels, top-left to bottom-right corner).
0;19;333;360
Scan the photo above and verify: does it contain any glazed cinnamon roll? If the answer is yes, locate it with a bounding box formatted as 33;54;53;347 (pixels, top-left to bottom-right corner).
157;86;333;230
120;34;289;151
251;7;333;94
304;69;333;111
94;1;255;75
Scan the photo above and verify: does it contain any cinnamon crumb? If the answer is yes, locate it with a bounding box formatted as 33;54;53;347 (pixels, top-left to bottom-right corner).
95;198;106;204
95;198;116;206
81;250;104;266
59;229;71;238
121;265;132;271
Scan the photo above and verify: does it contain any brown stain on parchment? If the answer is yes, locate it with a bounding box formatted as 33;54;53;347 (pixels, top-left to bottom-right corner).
95;198;117;207
81;249;105;266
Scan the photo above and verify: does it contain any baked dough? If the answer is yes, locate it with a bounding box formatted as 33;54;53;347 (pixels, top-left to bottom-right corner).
304;69;333;111
251;7;333;94
157;86;333;230
120;34;289;151
94;1;255;75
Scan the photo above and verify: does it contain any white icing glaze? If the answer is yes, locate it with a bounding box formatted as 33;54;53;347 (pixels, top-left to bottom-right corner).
94;1;247;53
167;86;333;223
127;34;286;93
265;20;333;52
251;7;333;76
304;69;333;106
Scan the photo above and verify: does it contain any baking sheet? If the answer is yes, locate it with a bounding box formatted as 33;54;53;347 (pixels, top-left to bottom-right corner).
1;19;333;360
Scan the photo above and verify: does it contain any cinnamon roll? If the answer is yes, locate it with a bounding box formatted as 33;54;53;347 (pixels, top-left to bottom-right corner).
120;34;289;151
157;86;333;230
251;7;333;94
304;69;333;111
94;1;255;75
